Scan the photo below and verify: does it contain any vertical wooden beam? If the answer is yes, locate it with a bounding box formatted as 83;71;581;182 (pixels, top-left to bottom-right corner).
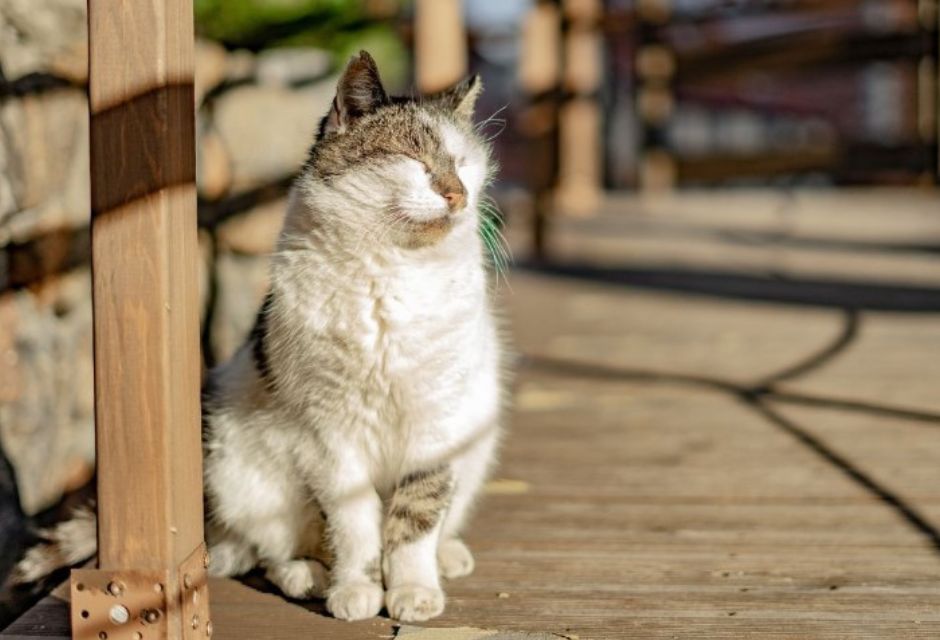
520;2;562;96
415;0;467;93
916;0;938;182
78;1;209;638
556;0;603;216
520;0;562;259
926;0;940;181
636;0;677;191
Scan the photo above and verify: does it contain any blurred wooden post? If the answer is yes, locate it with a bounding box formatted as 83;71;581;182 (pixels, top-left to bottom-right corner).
926;0;940;181
415;0;467;93
76;1;210;639
520;0;562;259
916;0;938;181
556;0;603;215
636;0;677;191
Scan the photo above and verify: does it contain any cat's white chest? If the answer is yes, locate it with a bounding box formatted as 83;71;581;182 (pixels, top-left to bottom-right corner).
347;259;494;465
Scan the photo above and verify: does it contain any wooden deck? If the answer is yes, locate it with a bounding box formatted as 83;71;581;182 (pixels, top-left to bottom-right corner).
4;189;940;638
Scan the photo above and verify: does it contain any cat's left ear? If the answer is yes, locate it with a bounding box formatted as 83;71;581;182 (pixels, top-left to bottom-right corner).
323;51;388;135
432;75;483;121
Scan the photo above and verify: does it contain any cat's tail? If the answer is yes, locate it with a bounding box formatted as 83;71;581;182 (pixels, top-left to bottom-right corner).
10;505;97;585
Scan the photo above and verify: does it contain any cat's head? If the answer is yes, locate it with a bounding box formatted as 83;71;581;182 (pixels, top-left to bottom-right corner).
301;51;491;250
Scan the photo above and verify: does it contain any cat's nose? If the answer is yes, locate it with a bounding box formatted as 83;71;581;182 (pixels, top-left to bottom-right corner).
434;173;467;212
443;190;466;212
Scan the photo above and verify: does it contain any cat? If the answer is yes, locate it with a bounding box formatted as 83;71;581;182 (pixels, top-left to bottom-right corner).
14;51;507;623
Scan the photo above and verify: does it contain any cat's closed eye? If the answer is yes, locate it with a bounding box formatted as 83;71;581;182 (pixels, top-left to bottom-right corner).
411;157;431;174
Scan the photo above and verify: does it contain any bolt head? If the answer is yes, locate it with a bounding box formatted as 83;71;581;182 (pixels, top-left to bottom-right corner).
108;604;129;625
207;620;213;636
183;574;193;589
191;614;200;629
143;608;161;624
107;581;124;596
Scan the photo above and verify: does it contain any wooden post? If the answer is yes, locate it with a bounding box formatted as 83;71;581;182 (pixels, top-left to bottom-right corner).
519;0;562;259
556;0;603;216
414;0;467;93
916;0;938;182
636;0;677;191
74;1;210;639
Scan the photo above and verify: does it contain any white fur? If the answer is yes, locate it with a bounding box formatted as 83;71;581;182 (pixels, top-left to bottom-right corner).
203;113;503;623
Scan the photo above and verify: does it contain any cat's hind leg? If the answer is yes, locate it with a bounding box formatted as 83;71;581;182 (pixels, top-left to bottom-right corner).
206;432;325;600
264;559;330;599
263;506;330;599
437;425;499;579
207;535;257;578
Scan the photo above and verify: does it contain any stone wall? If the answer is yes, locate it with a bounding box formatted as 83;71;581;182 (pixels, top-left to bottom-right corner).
0;1;335;516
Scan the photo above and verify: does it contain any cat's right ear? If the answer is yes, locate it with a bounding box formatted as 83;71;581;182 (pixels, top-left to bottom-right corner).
323;51;388;136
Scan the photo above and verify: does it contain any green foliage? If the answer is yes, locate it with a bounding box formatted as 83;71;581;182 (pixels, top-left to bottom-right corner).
194;0;408;89
195;0;360;49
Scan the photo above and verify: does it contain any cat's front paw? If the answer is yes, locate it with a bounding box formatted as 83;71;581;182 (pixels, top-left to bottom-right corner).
438;538;474;579
326;582;384;621
385;585;445;622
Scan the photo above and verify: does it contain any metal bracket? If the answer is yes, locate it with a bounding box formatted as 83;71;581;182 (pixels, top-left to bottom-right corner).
178;543;212;639
71;543;211;640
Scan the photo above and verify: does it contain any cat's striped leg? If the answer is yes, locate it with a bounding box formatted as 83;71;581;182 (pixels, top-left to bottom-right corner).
383;466;454;622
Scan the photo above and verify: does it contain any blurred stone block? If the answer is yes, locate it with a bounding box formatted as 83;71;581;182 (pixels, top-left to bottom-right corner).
256;47;332;87
0;270;95;515
0;0;87;83
197;127;234;201
0;89;90;243
195;38;228;105
213;81;335;191
217;197;286;256
211;250;270;363
225;49;257;84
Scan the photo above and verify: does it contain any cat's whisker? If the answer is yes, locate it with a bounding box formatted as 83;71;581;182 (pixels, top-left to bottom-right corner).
474;104;508;133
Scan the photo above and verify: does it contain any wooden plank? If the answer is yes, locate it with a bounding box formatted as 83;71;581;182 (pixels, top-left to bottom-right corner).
89;0;202;574
86;3;207;637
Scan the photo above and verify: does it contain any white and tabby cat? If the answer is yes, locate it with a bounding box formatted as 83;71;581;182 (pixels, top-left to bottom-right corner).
15;52;506;623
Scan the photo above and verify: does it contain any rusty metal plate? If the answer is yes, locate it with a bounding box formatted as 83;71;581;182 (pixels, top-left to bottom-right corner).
179;543;212;639
71;568;169;640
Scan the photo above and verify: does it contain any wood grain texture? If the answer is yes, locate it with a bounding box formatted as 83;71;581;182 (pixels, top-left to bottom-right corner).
556;2;603;213
519;3;561;95
414;0;467;93
88;0;203;577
